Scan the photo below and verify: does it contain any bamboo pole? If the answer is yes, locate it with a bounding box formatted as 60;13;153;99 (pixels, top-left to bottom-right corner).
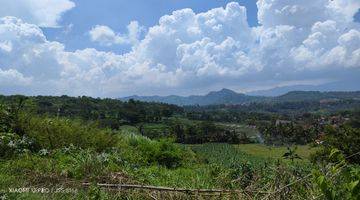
82;182;239;194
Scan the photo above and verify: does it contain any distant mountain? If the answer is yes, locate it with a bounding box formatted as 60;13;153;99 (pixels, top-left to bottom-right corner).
275;91;360;102
247;80;360;96
120;89;360;106
246;85;323;97
121;88;266;106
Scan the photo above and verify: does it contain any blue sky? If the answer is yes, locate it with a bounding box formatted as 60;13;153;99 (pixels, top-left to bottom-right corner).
43;0;259;54
0;0;360;97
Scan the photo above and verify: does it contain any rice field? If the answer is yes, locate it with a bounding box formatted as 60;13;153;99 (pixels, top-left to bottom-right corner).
190;143;271;169
189;143;316;173
235;144;317;160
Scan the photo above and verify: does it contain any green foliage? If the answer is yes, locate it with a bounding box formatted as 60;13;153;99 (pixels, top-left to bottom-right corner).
55;148;109;180
0;104;37;158
283;146;302;162
191;143;315;198
0;140;357;199
20;116;116;151
168;119;250;144
0;105;12;132
126;135;189;168
0;132;35;158
312;148;360;200
185;99;360;123
191;143;267;170
138;123;171;139
236;144;316;160
229;161;254;189
312;125;360;164
261;122;318;145
0;95;183;129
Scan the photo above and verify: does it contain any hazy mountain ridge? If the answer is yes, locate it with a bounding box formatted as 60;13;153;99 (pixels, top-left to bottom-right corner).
121;89;360;106
246;80;360;96
121;89;266;105
275;91;360;102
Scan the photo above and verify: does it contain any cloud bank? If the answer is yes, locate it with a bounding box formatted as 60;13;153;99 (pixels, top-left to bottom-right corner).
0;0;359;97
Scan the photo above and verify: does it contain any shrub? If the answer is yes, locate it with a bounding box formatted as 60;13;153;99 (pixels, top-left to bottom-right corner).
19;117;116;152
125;134;189;168
155;139;184;168
0;132;35;158
0;105;12;132
312;125;360;164
312;149;360;200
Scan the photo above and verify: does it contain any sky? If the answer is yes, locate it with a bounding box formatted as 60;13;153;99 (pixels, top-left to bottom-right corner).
0;0;359;97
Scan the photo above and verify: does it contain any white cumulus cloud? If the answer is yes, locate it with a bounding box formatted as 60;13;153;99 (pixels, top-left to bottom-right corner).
89;21;144;46
0;68;32;86
0;0;75;27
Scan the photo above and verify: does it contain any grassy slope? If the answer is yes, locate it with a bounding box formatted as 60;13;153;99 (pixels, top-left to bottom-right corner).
0;142;317;199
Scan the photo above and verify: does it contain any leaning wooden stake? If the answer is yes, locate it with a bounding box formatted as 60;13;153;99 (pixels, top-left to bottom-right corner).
82;182;239;194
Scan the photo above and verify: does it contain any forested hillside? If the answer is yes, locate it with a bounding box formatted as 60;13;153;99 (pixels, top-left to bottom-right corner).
0;95;183;128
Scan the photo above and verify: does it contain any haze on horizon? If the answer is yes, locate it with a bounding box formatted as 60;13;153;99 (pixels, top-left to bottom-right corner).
0;0;360;98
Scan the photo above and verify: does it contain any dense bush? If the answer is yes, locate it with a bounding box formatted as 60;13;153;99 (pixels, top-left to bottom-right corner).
311;125;360;164
18;117;117;152
312;149;360;200
124;134;191;168
0;105;11;132
155;139;185;168
0;105;37;158
0;132;35;158
261;122;318;145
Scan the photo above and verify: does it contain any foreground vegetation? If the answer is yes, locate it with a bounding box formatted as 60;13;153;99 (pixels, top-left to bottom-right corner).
0;95;359;199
